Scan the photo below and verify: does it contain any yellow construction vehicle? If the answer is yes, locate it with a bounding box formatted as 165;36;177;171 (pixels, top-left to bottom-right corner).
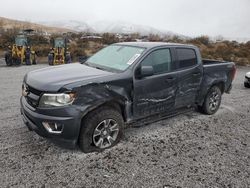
5;34;36;66
48;37;71;65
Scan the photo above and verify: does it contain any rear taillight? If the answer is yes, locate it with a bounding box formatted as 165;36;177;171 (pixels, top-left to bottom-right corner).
232;65;236;80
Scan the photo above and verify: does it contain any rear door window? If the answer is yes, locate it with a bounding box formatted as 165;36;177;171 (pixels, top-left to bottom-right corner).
176;48;197;69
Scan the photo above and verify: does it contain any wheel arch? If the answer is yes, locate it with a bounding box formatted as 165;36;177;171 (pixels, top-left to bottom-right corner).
81;99;126;120
212;81;225;94
78;99;127;138
197;81;225;106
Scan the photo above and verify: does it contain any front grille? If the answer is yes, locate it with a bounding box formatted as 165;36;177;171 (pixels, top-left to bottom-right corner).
25;85;43;108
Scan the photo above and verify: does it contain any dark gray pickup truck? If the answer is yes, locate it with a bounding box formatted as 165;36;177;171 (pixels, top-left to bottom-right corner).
20;42;236;152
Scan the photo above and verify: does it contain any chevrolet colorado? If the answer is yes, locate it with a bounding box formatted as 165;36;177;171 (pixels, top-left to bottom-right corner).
20;42;236;152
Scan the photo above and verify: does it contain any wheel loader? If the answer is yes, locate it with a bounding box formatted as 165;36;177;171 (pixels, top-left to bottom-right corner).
5;34;36;66
48;37;71;65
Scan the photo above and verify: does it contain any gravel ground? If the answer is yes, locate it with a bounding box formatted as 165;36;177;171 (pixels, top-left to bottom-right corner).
0;59;249;188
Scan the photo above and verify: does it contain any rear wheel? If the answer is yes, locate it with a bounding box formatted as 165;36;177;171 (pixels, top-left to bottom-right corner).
65;53;71;64
79;107;124;153
199;86;222;115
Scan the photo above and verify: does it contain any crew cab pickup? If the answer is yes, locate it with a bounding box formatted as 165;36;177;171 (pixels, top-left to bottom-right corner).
20;42;236;152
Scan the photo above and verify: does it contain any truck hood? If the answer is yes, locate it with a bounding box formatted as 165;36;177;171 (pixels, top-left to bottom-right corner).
25;63;114;92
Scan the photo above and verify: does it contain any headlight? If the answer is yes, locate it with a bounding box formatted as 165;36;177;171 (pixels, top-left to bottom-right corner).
22;83;29;97
39;93;76;107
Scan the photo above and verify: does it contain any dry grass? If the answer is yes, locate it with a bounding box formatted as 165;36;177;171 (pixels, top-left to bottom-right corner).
0;16;73;33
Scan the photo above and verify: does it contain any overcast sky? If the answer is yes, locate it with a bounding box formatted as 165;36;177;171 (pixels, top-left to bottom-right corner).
1;0;250;39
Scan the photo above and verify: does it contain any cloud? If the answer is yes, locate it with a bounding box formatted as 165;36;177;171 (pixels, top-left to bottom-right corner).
0;0;249;39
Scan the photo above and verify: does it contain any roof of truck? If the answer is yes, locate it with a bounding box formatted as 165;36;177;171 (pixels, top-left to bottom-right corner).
115;42;195;49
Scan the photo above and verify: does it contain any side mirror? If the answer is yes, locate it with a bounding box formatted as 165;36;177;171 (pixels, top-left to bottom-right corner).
139;66;154;78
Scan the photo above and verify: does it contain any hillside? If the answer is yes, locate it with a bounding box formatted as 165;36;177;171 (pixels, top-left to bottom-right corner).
42;20;184;37
0;16;73;33
40;20;95;33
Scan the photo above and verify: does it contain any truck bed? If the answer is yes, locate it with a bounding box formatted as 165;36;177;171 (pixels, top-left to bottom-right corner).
202;59;230;65
200;59;235;98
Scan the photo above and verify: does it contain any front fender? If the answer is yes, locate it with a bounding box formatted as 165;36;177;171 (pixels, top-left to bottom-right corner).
69;83;131;121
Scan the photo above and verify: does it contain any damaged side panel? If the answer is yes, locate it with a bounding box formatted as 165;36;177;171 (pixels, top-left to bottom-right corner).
62;78;133;122
133;71;178;118
175;65;203;108
196;63;230;105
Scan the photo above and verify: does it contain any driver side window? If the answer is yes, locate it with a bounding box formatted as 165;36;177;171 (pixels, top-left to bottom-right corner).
141;48;172;75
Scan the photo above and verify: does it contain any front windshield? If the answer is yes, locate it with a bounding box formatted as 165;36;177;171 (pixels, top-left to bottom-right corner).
15;37;27;46
86;45;145;71
54;39;65;48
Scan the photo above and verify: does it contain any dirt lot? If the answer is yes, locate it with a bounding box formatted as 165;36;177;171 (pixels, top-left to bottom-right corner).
0;59;249;188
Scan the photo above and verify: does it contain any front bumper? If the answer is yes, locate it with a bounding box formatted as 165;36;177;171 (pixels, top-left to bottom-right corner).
20;96;82;148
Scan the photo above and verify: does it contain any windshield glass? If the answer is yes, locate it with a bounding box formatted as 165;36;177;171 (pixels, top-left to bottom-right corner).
15;37;27;46
54;38;65;48
86;45;145;71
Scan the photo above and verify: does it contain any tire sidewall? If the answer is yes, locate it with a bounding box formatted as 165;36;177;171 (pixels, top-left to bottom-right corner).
79;107;124;153
204;86;222;115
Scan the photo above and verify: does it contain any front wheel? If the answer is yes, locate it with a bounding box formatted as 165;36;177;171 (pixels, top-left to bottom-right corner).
5;53;12;66
79;107;124;153
199;86;222;115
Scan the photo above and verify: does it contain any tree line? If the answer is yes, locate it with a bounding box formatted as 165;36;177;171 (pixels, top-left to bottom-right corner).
0;28;249;65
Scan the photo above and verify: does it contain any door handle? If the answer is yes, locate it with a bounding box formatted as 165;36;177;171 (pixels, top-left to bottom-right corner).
165;77;176;82
192;72;201;76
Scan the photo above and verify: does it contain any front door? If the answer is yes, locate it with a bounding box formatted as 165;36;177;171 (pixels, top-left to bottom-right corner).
133;48;178;118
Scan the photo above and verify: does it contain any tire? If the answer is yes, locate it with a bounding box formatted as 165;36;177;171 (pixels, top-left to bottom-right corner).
79;107;124;153
15;58;21;66
48;54;54;65
199;86;222;115
5;53;12;66
244;82;250;88
65;54;71;64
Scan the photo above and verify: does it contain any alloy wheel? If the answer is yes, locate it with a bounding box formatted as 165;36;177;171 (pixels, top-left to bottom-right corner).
93;119;119;149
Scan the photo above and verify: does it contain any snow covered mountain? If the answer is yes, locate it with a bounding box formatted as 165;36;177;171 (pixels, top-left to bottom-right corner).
90;20;176;36
41;20;182;37
40;20;95;33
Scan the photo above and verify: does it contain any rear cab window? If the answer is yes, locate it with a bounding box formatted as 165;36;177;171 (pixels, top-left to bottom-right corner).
176;48;198;69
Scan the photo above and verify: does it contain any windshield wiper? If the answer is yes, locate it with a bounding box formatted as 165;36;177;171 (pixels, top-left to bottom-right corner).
84;62;96;68
84;62;107;71
95;66;107;71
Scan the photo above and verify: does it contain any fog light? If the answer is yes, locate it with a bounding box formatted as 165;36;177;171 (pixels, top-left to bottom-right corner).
42;122;64;134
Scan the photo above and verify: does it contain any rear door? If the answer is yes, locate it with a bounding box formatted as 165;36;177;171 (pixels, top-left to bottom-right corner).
133;48;178;118
175;48;203;108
